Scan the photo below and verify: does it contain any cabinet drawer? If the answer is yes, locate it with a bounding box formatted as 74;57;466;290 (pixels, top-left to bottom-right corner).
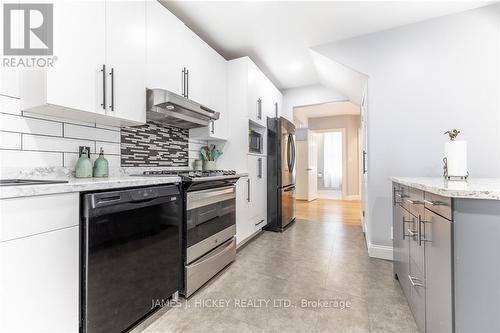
409;259;426;333
252;215;266;232
403;188;424;218
0;193;79;242
424;192;452;220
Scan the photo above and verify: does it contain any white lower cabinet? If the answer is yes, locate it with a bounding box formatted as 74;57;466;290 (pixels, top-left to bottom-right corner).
236;176;252;245
0;226;79;332
236;156;268;245
0;193;79;332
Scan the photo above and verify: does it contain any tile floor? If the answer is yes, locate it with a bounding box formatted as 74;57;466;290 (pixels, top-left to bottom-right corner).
138;200;418;333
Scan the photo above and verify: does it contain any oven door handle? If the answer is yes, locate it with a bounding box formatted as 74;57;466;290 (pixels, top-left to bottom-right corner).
187;186;236;210
88;196;177;218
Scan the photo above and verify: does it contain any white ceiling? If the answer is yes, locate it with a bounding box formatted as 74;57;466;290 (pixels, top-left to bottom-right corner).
161;1;491;90
294;101;359;125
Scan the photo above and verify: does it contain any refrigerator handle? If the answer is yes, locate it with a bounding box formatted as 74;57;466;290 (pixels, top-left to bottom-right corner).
286;134;291;171
290;134;296;172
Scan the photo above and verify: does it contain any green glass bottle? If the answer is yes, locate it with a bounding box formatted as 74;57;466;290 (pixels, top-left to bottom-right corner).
93;147;109;178
75;147;92;178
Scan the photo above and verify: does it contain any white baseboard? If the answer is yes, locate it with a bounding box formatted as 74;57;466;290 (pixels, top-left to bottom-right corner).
368;242;393;261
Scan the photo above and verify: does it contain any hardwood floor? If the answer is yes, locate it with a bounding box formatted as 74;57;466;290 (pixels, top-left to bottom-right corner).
296;199;361;225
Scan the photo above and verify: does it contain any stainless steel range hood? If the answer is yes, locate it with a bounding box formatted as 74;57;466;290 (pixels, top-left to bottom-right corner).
146;88;220;129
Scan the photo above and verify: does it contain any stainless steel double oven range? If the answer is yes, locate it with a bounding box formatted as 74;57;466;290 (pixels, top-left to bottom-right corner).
180;171;239;297
144;170;240;297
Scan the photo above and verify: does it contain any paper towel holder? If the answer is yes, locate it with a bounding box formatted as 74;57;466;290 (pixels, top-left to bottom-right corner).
443;157;469;180
444;129;460;141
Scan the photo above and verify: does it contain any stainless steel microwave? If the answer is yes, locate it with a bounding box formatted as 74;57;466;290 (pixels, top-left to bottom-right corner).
249;129;263;154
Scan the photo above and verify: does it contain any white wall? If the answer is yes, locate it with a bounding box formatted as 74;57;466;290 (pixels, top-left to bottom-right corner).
314;5;500;254
282;84;346;127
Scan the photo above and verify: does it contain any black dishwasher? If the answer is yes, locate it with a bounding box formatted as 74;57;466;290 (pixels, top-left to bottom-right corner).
81;184;181;333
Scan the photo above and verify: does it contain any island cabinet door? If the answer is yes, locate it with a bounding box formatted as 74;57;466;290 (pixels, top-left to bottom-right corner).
393;193;411;299
424;209;453;333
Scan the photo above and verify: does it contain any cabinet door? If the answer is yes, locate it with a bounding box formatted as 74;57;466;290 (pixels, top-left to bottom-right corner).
146;0;186;95
209;52;228;140
236;176;251;244
256;157;267;228
409;259;426;333
247;155;258;215
247;60;265;126
394;203;411;300
183;29;211;106
105;0;146;124
0;226;79;332
188;45;228;140
424;210;453;333
47;0;106;114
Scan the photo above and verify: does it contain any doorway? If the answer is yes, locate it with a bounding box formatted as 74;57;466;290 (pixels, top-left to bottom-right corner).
316;129;345;200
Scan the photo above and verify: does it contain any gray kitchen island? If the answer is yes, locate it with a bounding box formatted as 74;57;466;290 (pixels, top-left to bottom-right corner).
391;177;500;333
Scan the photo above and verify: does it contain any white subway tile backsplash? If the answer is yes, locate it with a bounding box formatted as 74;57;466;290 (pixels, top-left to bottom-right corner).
23;134;95;154
95;141;121;155
0;132;21;149
0;97;20;115
0;113;62;136
0;95;21;115
22;111;97;127
64;123;120;143
188;149;201;159
0;149;63;168
63;152;121;169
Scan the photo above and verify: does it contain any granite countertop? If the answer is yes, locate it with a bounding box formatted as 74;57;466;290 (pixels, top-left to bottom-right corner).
0;175;181;199
391;177;500;200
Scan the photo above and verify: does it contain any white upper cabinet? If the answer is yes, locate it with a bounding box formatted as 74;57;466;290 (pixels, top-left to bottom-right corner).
105;0;146;124
46;0;106;116
187;29;228;141
247;60;266;127
146;3;228;140
20;0;146;127
146;0;186;95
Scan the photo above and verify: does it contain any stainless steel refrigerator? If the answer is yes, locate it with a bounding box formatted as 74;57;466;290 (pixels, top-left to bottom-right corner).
265;116;296;232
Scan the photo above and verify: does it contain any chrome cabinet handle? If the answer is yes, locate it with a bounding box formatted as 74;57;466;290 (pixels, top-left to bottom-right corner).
186;69;189;99
255;219;265;226
101;64;106;109
258;158;262;179
402;217;412;240
181;68;185;97
407;228;417;237
405;198;423;205
247;178;251;202
257;98;262;120
109;68;114;111
182;67;189;98
394;191;409;204
418;215;431;245
423;199;447;206
408;275;424;287
211;120;215;134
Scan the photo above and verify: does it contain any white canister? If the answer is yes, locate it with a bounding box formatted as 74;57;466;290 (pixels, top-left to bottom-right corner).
444;140;467;177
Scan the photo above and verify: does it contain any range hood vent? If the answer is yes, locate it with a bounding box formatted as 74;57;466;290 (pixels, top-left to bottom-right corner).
146;89;219;129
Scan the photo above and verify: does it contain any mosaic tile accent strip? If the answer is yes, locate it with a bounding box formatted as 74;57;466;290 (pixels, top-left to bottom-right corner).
121;121;189;167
